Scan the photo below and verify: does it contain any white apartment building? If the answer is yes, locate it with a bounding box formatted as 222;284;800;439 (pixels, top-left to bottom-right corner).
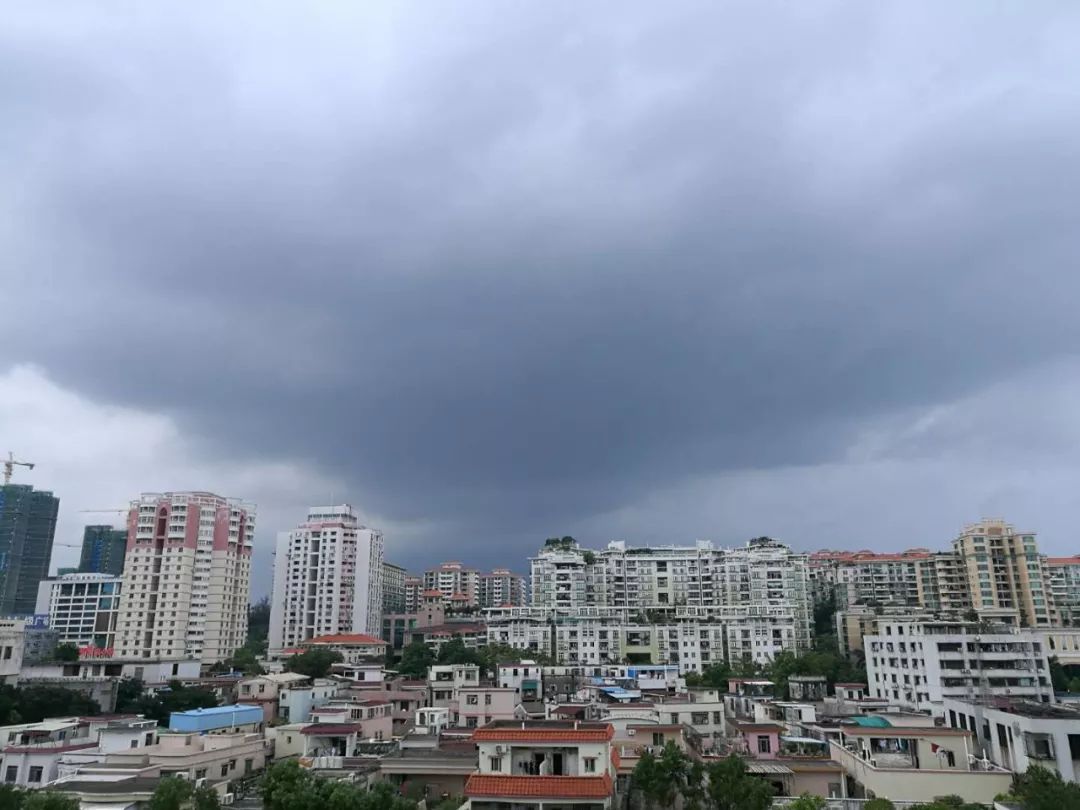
1047;555;1080;626
268;505;384;652
35;573;122;651
528;537;811;650
485;605;802;672
115;492;255;664
0;619;25;685
865;618;1053;716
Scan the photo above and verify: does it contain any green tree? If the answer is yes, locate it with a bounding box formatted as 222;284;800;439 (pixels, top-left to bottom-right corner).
285;648;343;679
1049;657;1070;693
0;784;24;810
787;795;827;810
1011;764;1080;810
704;755;774;810
0;684;100;725
116;678;144;712
248;596;271;651
263;761;415;810
436;637;482;667
124;680;219;727
54;643;80;663
864;799;896;810
22;792;80;810
397;641;435;678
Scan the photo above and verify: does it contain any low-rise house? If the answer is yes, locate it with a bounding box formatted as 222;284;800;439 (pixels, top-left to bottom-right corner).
455;687;517;729
0;619;26;685
498;661;544;701
302;633;387;664
100;730;267;782
788;676;828;702
380;738;477;799
464;720;619;810
168;704;264;735
944;697;1080;784
238;672;311;722
429;664;480;708
0;718;95;788
654;688;726;749
829;724;1011;804
278;678;339;725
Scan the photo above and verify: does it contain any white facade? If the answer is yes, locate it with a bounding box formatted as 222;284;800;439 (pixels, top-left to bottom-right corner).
35;573;122;650
943;697;1080;783
479;569;527;607
0;619;25;685
423;562;480;605
116;492;255;664
528;538;811;652
485;606;802;671
865;619;1053;716
269;505;384;651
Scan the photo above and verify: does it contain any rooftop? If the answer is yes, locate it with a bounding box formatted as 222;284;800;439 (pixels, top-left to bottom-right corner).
170;704;262;717
306;633;386;646
465;773;614;799
473;720;614;743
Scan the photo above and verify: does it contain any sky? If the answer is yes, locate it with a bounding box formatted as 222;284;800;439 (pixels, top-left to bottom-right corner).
3;3;1080;598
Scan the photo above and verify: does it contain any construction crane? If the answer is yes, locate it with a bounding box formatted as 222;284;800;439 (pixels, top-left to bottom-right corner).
2;452;35;485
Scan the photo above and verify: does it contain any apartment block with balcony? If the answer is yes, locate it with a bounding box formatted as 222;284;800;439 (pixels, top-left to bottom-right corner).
865;618;1053;716
954;519;1052;628
464;721;618;810
116;492;255;664
34;573;122;651
269;505;384;653
1047;555;1080;626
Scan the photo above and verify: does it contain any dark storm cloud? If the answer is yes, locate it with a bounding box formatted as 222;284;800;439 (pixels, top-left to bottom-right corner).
4;3;1080;569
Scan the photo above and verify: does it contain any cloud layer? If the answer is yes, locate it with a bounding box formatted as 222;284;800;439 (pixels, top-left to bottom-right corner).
3;3;1080;593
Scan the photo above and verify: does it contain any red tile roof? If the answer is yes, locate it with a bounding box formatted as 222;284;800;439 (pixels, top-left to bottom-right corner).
300;723;364;735
1046;556;1080;565
472;725;614;743
465;774;613;799
305;633;386;646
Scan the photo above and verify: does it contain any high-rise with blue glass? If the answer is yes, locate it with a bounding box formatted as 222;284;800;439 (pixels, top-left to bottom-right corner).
78;525;128;576
0;483;60;615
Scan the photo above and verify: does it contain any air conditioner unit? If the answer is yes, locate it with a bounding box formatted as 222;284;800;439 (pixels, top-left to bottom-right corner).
222;794;235;806
494;745;504;756
195;778;207;788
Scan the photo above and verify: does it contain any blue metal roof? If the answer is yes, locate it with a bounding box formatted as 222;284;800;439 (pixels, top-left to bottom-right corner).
169;704;263;732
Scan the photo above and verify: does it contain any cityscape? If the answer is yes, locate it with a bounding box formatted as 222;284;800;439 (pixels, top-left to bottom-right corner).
5;3;1080;810
1;471;1079;808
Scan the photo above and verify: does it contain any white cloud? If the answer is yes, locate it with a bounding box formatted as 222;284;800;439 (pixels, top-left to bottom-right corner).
0;364;350;594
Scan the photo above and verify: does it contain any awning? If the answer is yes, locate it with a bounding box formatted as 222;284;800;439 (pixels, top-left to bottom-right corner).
745;763;794;775
781;736;827;745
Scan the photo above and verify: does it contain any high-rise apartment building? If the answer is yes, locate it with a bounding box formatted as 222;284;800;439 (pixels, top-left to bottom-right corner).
527;537;812;656
423;562;480;606
78;525;128;576
382;561;408;615
478;568;526;607
953;520;1052;628
915;552;971;614
268;505;384;652
808;549;929;609
404;576;423;613
0;484;60;615
35;572;122;650
1046;555;1080;626
115;492;255;664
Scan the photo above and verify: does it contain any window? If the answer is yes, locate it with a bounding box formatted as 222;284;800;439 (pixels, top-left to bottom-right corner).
584;757;597;773
245;759;254;774
757;735;771;754
195;769;207;780
221;764;230;777
489;756;502;771
713;712;722;724
4;766;15;783
130;740;139;749
28;767;43;783
466;694;479;705
485;694;492;705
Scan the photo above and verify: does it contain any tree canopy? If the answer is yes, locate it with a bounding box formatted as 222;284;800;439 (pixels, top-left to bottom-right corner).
285;647;344;679
0;684;100;725
397;641;436;678
1001;764;1080;810
116;679;219;727
0;786;80;810
147;776;221;810
263;760;416;810
631;744;772;810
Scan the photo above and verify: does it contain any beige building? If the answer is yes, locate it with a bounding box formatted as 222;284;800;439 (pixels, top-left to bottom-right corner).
953;520;1052;628
830;726;1011;804
101;730;267;781
914;552;971;614
116;492;255;664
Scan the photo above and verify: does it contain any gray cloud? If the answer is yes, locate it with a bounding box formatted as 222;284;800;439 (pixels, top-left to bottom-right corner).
4;3;1080;590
